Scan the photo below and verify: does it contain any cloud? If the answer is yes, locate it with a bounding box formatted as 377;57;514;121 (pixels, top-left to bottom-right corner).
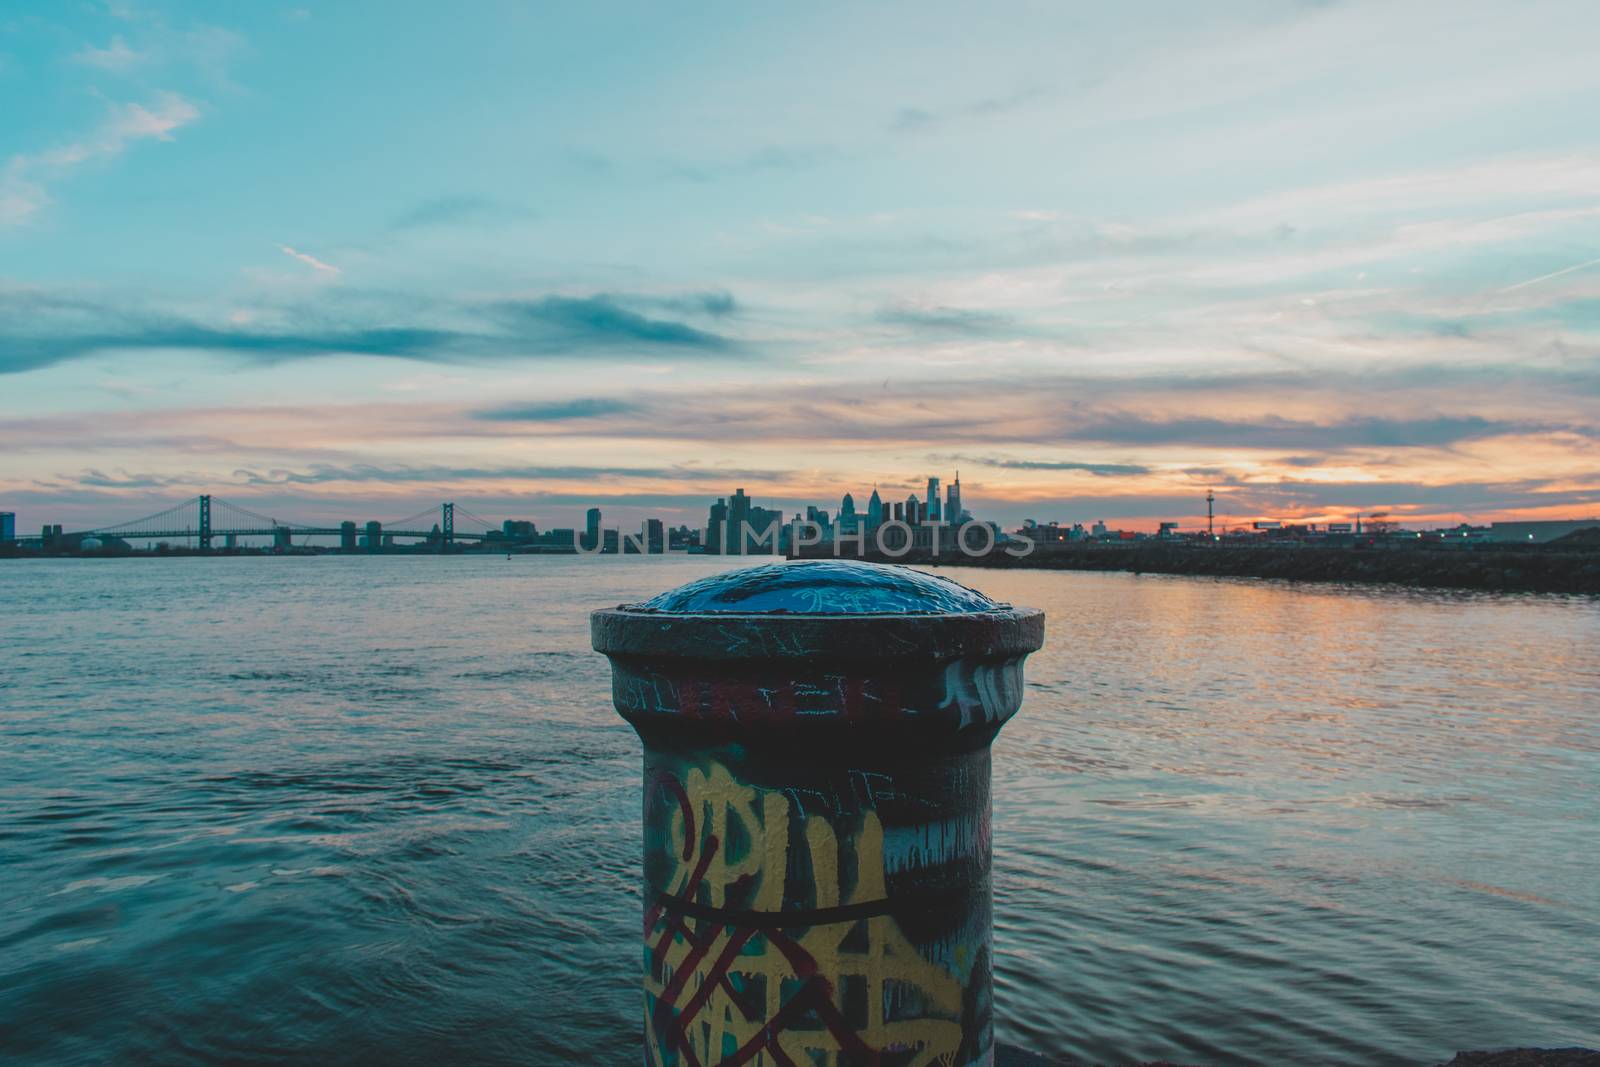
0;322;462;374
0;288;742;374
890;108;938;133
0;180;45;228
889;86;1043;134
475;398;641;421
230;462;789;486
277;244;340;275
74;468;185;489
389;194;515;230
448;366;1597;454
72;36;145;72
98;93;200;146
653;291;739;319
659;145;836;183
2;91;200;227
1059;414;1551;450
874;303;1017;335
945;454;1151;476
492;295;735;351
1208;478;1600;518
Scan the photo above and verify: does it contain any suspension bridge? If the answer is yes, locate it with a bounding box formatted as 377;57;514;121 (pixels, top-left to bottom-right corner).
67;495;504;549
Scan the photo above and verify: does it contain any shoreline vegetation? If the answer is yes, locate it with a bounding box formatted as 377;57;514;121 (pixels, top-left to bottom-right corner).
800;540;1600;595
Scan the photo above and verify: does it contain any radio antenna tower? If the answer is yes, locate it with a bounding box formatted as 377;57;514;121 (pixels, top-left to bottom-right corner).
1206;488;1215;538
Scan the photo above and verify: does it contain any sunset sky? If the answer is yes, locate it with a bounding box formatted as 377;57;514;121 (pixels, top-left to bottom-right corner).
3;0;1598;535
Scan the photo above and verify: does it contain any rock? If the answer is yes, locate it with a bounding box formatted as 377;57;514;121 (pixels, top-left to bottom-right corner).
1433;1051;1600;1067
997;1045;1600;1067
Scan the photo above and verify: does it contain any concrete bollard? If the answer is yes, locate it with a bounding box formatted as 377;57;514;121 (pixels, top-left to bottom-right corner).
592;559;1044;1067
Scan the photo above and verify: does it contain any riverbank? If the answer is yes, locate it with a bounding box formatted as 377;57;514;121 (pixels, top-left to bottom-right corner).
798;542;1600;594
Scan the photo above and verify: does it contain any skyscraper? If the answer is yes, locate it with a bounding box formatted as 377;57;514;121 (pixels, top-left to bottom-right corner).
0;512;14;542
946;472;962;524
707;497;728;553
584;507;602;551
926;477;942;522
866;487;883;528
728;488;752;554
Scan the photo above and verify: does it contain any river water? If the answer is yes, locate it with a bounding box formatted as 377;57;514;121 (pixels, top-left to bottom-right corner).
1;556;1595;1066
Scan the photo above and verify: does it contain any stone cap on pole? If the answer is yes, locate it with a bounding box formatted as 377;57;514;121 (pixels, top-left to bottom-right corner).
592;560;1044;741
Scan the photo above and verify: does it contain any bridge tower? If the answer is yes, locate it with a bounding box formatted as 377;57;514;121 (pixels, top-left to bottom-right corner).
441;502;454;549
198;494;212;550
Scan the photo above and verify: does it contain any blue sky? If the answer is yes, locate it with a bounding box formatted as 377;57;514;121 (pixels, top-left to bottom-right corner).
3;0;1598;534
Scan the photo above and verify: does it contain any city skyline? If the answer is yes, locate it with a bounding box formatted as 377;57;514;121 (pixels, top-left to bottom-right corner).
12;469;1593;553
5;1;1600;535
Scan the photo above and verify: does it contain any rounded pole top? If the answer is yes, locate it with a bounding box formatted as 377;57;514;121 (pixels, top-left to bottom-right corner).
627;559;1004;616
592;560;1042;665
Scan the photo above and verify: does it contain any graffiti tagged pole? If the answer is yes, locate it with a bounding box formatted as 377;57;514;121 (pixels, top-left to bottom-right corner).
592;559;1044;1066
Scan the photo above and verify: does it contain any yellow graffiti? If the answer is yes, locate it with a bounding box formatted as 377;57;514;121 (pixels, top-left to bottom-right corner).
646;762;967;1067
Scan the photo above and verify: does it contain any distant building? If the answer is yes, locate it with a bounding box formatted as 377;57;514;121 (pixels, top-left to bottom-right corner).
705;489;783;554
945;473;963;524
727;488;753;553
584;508;602;551
623;519;665;554
1487;519;1600;544
785;468;986;557
0;512;14;542
1017;520;1047;542
838;492;858;533
1015;520;1086;545
502;519;537;541
707;498;728;553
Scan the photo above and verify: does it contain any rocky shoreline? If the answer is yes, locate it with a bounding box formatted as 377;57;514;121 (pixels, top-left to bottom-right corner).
810;542;1600;595
995;1044;1600;1066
